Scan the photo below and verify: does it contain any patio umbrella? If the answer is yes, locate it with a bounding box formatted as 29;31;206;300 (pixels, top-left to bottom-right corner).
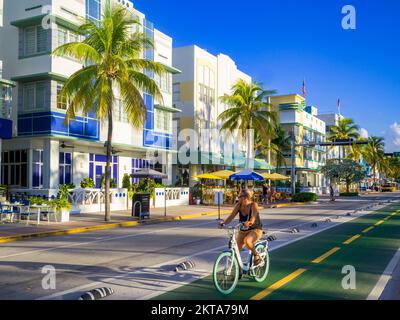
261;173;290;181
230;169;264;181
209;170;237;180
130;169;168;217
192;173;224;180
130;168;168;179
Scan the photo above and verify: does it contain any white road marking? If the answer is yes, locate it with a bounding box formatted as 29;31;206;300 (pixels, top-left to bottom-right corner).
367;248;400;300
0;220;215;260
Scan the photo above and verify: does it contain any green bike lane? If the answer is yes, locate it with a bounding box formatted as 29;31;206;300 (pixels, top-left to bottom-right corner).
154;204;400;300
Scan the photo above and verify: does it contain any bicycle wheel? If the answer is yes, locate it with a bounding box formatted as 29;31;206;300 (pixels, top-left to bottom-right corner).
213;251;240;295
251;245;270;283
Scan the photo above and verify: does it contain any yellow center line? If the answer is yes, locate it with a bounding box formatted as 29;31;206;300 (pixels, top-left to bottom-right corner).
343;234;362;245
375;220;385;226
250;268;307;300
362;226;375;234
312;247;341;264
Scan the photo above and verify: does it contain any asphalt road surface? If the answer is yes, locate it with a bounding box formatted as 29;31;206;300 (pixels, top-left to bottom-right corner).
0;193;399;300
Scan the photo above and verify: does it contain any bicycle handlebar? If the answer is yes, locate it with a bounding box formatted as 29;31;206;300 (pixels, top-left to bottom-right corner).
219;222;249;232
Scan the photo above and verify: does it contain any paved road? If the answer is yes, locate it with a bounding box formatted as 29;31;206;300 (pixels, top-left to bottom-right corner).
0;193;398;300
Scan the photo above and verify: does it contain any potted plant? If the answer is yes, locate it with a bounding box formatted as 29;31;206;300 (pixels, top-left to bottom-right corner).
49;198;72;222
190;183;202;205
0;184;7;202
100;174;117;189
80;177;95;189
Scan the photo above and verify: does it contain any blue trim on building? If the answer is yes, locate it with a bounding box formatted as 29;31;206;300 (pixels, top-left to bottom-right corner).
0;119;12;139
17;111;100;140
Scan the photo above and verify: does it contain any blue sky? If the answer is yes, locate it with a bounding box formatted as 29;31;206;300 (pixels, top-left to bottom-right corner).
134;0;400;152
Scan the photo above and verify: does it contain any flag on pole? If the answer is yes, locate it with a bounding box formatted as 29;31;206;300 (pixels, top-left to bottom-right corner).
302;79;306;98
338;98;341;116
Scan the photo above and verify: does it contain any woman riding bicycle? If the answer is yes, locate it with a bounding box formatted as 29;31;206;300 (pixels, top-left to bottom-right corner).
219;189;263;266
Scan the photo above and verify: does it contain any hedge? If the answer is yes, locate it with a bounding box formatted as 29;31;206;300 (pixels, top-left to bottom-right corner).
291;192;318;203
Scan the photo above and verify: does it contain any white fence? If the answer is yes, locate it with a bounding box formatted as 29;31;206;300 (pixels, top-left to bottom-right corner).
154;188;190;208
68;188;128;214
9;188;128;214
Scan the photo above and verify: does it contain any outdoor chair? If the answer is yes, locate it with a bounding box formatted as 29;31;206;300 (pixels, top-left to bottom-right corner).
18;201;34;225
0;203;13;223
40;207;58;224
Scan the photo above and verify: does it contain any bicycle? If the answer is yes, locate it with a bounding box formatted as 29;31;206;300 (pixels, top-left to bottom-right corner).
213;223;270;295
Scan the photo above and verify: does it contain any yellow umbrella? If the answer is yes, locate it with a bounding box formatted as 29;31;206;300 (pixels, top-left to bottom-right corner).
192;173;224;180
210;170;237;180
261;173;290;181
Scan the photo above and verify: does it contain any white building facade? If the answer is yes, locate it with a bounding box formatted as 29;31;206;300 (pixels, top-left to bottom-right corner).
172;45;251;186
271;94;328;194
0;0;16;184
0;0;179;199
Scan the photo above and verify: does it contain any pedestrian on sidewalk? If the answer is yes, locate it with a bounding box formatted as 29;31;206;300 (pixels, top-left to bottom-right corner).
330;184;335;202
262;183;269;205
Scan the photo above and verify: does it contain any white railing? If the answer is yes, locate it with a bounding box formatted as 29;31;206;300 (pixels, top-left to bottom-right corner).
154;188;190;208
69;188;128;214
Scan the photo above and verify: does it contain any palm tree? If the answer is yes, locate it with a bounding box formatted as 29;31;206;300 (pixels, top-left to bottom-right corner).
328;118;360;159
257;126;291;170
218;79;278;168
362;136;385;185
53;5;165;221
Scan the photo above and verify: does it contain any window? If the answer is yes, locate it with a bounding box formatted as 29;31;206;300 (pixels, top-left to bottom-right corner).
57;27;68;47
155;109;172;133
198;83;214;106
0;150;28;187
113;98;128;123
23;82;48;111
23;25;49;56
155;73;170;93
173;83;180;102
57;82;67;110
57;26;79;47
131;158;150;184
59;152;72;185
89;154;118;188
86;0;101;22
32;150;43;188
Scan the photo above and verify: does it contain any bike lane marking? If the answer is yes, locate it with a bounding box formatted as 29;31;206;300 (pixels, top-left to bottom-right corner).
250;268;307;300
311;247;341;264
343;234;362;245
362;226;375;234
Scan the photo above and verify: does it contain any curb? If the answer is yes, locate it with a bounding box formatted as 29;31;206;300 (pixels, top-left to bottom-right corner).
0;201;313;244
269;202;308;209
0;209;232;244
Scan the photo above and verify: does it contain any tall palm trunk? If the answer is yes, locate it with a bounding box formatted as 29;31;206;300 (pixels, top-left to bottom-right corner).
105;106;113;222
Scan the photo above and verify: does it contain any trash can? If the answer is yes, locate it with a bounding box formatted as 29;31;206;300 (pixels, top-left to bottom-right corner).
132;193;150;219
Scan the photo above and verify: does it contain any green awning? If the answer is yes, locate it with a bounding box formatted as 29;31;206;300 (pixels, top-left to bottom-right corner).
159;63;181;74
154;104;182;113
0;78;16;87
11;14;82;32
11;72;68;83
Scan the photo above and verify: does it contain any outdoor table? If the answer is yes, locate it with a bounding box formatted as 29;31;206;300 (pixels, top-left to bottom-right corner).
1;202;24;223
30;204;51;225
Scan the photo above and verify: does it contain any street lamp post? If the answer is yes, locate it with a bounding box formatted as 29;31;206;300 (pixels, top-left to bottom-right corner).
291;138;296;196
